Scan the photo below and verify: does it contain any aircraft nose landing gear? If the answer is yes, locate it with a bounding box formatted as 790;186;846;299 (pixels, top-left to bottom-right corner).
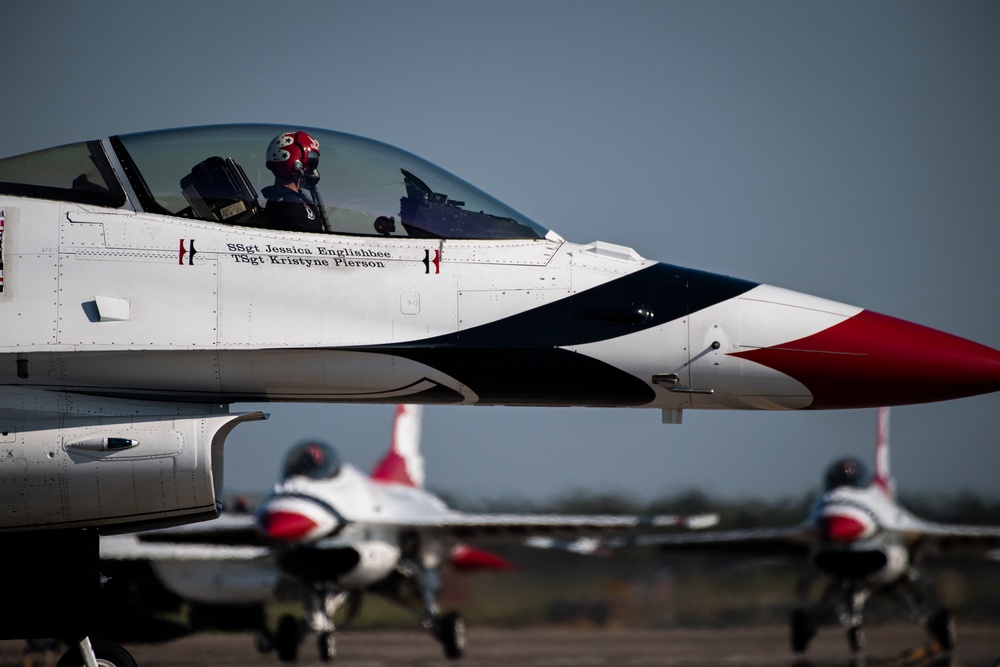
926;608;955;650
433;611;466;659
317;631;336;662
846;625;866;653
4;531;136;667
56;638;137;667
790;608;816;653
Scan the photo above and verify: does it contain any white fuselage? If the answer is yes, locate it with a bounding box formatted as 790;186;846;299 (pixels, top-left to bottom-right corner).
4;124;1000;535
0;197;847;412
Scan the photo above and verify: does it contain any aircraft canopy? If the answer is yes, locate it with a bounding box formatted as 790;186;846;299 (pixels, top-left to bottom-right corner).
823;457;871;491
0;124;550;240
282;440;343;481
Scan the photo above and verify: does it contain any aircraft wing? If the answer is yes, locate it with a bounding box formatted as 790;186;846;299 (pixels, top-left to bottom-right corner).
535;523;815;558
100;525;279;609
103;513;267;553
898;517;1000;556
100;532;270;561
436;511;719;538
105;510;719;548
0;387;266;534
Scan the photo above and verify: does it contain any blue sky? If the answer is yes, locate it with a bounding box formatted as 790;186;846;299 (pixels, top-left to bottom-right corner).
3;1;999;503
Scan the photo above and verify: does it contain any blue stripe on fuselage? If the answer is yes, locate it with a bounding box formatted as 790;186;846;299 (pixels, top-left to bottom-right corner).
356;263;758;406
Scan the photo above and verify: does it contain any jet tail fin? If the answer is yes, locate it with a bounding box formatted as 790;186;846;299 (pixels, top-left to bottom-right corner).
371;404;425;488
873;406;895;498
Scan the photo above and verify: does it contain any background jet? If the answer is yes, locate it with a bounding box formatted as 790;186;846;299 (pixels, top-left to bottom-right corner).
101;405;715;662
569;408;1000;654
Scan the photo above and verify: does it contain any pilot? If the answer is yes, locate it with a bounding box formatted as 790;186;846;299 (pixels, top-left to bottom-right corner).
261;131;324;233
824;457;868;490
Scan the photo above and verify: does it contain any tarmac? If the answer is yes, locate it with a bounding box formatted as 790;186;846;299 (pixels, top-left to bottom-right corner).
3;624;999;667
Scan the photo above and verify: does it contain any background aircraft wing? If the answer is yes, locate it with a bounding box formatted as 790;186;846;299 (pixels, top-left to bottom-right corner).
536;523;816;558
101;532;270;561
104;513;267;553
436;511;719;538
898;517;1000;556
99;529;279;613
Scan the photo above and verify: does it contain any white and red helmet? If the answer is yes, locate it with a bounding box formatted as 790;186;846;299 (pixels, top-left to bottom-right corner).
265;131;320;179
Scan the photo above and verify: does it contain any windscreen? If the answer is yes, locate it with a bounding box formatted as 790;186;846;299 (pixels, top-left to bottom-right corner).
0;141;123;207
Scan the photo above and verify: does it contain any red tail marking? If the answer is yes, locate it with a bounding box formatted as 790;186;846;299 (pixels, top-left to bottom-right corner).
370;449;415;486
371;405;421;487
873;407;894;498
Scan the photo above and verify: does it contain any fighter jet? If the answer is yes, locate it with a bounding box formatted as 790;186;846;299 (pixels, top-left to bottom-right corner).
609;408;1000;653
101;404;716;662
2;124;1000;664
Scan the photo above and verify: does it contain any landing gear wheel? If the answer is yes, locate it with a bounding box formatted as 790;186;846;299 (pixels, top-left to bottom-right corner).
57;640;138;667
927;608;956;650
847;625;866;653
790;609;815;653
317;632;336;662
435;611;466;659
275;614;302;663
254;629;275;654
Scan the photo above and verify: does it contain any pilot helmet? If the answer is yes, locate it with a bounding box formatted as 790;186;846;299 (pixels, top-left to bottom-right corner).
823;457;869;490
266;131;320;179
282;440;341;480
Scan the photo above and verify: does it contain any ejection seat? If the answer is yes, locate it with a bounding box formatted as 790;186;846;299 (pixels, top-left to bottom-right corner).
180;156;262;226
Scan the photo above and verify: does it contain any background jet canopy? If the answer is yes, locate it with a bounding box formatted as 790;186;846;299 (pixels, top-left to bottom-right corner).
282;440;343;481
824;457;870;491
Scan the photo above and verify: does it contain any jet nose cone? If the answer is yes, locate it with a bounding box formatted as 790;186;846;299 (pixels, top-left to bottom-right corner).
818;514;871;543
258;510;318;542
734;310;1000;409
255;495;344;543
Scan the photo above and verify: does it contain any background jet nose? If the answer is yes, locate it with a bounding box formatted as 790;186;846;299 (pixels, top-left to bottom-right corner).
258;510;318;542
733;310;1000;409
817;514;870;542
255;496;344;543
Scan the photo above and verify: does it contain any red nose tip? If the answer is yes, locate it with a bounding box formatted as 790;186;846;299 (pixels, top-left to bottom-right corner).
819;515;868;542
259;510;317;541
733;310;1000;409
